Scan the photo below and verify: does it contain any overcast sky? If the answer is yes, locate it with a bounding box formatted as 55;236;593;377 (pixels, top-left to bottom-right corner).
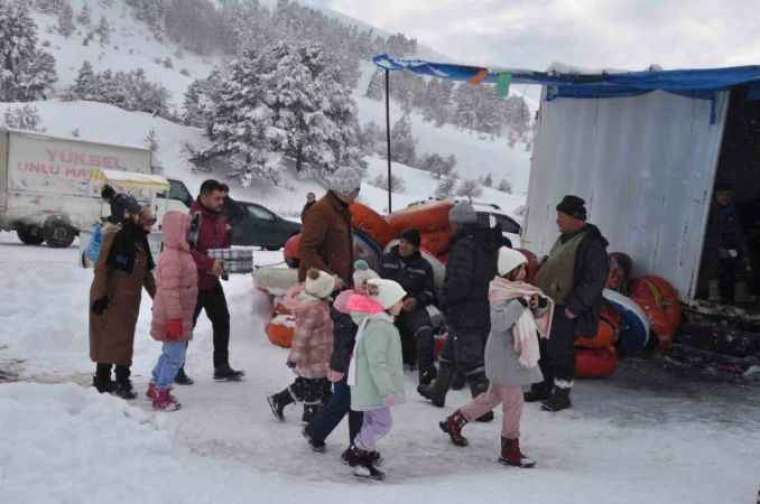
309;0;760;72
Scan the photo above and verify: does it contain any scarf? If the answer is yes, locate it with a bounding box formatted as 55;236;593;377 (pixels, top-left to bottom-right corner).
347;311;394;387
488;277;554;368
107;222;155;274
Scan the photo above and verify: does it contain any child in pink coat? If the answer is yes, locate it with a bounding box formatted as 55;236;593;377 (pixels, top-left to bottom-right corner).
146;211;199;411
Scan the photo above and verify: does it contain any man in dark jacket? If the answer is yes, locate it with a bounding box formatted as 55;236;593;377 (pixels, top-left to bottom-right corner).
527;195;609;412
177;179;244;384
380;228;438;385
301;192;317;220
418;202;500;421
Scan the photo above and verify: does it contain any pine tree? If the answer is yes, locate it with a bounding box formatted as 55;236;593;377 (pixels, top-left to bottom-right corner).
68;60;97;100
95;16;111;45
372;173;405;193
3;105;42;131
497;179;513;194
456;179;483;199
389;114;416;167
57;3;75;37
434;177;456;199
0;2;58;101
365;70;384;100
77;3;91;26
482;173;493;188
183;70;222;129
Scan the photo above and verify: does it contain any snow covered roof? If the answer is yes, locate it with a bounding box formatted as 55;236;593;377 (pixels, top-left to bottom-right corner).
373;54;760;100
93;169;170;193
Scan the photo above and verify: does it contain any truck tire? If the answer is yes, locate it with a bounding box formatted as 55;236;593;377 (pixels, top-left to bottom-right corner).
16;225;45;246
44;219;76;249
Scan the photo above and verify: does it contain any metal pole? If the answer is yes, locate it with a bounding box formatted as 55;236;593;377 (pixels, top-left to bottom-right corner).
384;69;392;213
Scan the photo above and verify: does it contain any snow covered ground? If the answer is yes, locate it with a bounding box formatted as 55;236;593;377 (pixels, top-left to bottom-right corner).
1;232;759;503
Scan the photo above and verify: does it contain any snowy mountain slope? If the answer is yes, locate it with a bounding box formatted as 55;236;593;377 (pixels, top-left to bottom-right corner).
32;0;218;109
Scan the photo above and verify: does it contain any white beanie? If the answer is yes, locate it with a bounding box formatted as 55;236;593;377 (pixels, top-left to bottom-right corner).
366;278;407;310
352;259;379;289
327;166;362;196
304;268;337;299
497;247;527;277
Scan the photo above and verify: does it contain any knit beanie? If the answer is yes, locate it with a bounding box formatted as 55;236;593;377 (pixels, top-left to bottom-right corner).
497;247;527;277
327;166;362;196
110;193;141;223
556;195;587;221
352;259;379;289
399;228;421;248
366;278;407;310
304;268;337;299
449;201;478;225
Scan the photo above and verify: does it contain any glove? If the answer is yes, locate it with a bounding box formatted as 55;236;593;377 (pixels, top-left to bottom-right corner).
166;319;183;341
91;297;109;315
384;395;397;407
327;369;345;383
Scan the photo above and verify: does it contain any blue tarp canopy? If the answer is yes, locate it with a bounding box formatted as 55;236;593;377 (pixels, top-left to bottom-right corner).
373;53;760;100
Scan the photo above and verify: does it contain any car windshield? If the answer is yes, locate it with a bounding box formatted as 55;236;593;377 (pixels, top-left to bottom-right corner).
246;204;275;221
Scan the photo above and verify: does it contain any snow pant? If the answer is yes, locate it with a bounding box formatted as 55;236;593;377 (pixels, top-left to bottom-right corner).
537;305;576;389
182;281;230;372
439;324;490;383
306;376;363;445
151;342;187;390
397;306;435;371
460;384;523;439
354;407;392;452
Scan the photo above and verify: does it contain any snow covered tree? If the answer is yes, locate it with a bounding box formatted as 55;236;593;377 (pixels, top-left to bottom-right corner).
3;105;43;131
419;153;457;179
497;178;513;194
456;179;483;199
0;2;57;101
482;173;493;188
365;70;384;101
372;173;405;193
125;0;166;38
145;129;159;153
66;66;170;117
77;3;91;26
35;0;65;14
95;16;111;45
389;114;416;167
434;177;456;199
183;70;222;129
57;3;75;37
358;121;384;156
66;60;97;100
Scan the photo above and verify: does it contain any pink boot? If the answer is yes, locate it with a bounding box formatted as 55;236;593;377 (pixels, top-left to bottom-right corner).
146;383;158;401
152;388;181;411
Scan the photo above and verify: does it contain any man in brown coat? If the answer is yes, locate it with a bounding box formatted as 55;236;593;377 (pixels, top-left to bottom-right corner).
90;200;157;399
298;167;362;288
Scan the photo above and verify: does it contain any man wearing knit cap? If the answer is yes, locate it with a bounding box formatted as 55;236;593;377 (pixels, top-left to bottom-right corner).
380;228;437;385
298;166;362;288
528;195;609;412
418;201;501;422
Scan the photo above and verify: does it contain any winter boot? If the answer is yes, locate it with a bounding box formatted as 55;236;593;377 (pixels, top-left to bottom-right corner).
418;366;437;387
451;370;467;391
499;437;536;468
146;382;158;401
267;389;294;421
302;403;321;424
174;367;194;386
113;365;137;400
541;385;572;412
499;437;536;469
417;363;453;407
439;410;469;447
214;364;245;382
302;427;326;453
346;445;385;481
469;375;494;423
92;363;114;394
524;382;551;403
342;447;382;466
153;388;181;412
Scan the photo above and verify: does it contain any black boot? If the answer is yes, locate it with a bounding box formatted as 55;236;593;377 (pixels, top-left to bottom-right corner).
418;366;437;386
214;363;245;382
302;403;321;424
417;363;453;407
267;389;294;421
92;363;114;394
302;426;326;453
347;445;385;481
174;367;194;386
541;385;572;412
524;381;551;403
468;375;494;422
112;365;137;400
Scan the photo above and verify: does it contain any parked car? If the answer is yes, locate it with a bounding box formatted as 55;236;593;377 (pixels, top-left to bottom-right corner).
226;198;301;250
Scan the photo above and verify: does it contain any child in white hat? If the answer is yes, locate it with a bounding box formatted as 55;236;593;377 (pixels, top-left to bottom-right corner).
267;268;336;422
438;247;554;468
344;278;407;480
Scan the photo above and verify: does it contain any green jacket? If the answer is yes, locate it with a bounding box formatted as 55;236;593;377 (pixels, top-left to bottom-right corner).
349;313;406;411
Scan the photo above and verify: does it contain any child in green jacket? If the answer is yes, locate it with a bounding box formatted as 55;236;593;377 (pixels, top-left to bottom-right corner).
345;278;407;480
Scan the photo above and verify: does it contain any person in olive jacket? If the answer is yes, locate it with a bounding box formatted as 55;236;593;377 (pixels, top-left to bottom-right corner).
379;228;438;385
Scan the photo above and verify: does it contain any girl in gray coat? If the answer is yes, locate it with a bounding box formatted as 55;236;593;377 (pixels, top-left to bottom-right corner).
439;247;554;468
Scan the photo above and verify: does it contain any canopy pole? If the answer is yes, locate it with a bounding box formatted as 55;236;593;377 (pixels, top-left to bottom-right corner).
384;69;392;213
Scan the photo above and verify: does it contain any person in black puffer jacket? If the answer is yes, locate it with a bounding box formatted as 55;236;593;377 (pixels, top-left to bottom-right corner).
418;202;501;422
380;229;438;385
